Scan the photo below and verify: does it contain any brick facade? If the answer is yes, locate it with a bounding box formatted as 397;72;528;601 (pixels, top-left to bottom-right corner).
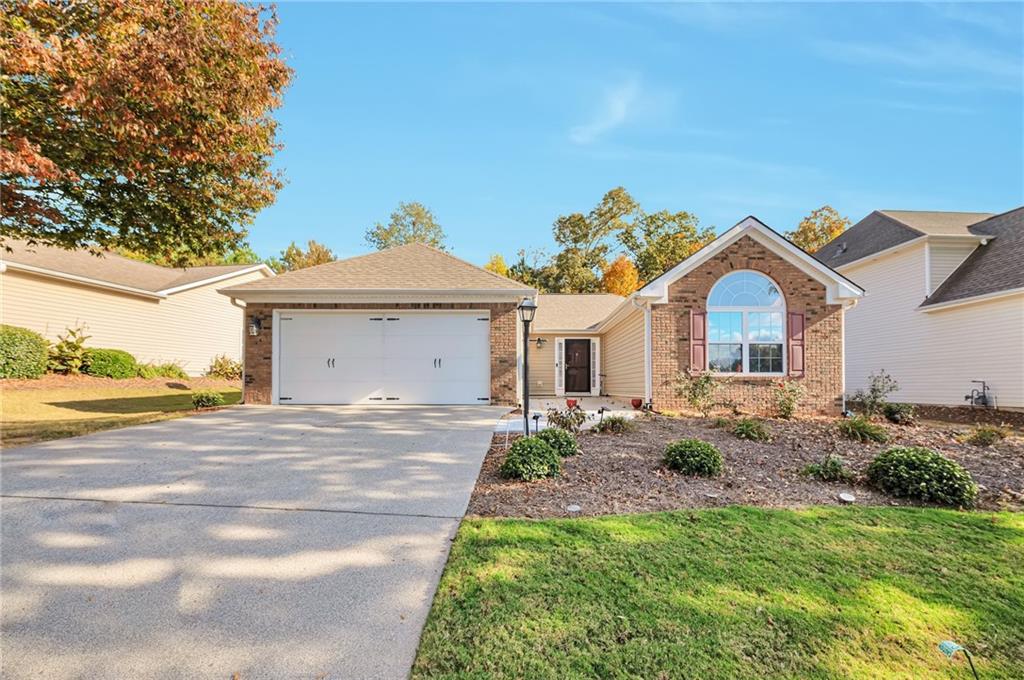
651;236;844;416
241;301;519;406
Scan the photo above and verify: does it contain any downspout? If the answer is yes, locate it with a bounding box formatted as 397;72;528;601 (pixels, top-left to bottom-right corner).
631;296;653;408
230;297;247;403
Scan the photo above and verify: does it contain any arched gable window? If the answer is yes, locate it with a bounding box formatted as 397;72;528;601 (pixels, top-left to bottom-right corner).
706;271;785;374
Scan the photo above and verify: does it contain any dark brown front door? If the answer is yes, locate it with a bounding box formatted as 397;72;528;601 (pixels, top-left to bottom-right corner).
564;339;591;393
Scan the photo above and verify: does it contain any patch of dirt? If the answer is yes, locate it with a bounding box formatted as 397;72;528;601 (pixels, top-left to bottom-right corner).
469;416;1024;518
0;374;240;391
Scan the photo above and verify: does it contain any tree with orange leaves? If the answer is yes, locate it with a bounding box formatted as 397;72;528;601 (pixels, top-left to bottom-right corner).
1;0;292;265
601;255;640;296
786;205;851;253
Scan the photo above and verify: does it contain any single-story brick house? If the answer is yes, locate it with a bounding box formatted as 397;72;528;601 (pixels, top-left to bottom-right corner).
1;240;272;374
221;216;863;414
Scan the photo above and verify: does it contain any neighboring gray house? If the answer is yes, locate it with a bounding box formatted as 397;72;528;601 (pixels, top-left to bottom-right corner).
817;207;1024;409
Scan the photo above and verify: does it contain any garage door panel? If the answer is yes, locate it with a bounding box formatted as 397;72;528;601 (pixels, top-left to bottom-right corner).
278;312;490;405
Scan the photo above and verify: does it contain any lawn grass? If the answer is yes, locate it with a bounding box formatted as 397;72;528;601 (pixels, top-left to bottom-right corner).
413;507;1024;679
1;381;241;447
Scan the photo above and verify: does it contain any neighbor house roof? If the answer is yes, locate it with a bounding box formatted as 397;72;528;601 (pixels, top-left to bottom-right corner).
0;240;271;299
921;207;1024;308
816;210;994;268
220;242;534;298
532;294;625;332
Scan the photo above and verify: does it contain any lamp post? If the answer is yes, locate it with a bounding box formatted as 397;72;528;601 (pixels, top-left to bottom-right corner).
518;298;537;436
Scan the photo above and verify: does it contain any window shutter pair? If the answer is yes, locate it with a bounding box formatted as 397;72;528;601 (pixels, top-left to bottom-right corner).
688;309;805;377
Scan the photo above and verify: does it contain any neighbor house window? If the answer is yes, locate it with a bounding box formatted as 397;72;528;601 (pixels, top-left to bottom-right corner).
706;271;785;374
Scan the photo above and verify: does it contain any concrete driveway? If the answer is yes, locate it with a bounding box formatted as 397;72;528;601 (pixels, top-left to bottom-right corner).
1;405;506;679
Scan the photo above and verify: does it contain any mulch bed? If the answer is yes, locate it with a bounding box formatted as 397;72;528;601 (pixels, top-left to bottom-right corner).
0;374;239;391
469;415;1024;518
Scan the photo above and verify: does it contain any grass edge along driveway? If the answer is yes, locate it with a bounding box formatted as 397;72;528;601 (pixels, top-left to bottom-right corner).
1;382;241;448
413;507;1023;679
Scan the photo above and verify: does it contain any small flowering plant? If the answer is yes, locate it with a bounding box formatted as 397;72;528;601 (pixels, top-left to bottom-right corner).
772;379;805;419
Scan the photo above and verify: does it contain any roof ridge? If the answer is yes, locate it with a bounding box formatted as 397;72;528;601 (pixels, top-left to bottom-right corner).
967;205;1024;234
411;243;533;289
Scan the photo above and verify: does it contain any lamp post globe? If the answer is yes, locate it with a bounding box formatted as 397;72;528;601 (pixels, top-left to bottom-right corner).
517;298;538;434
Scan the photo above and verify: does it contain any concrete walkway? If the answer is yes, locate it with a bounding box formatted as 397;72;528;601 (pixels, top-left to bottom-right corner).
1;405;506;679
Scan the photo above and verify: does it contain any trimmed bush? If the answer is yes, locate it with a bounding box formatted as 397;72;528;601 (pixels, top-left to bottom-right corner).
536;427;578;457
883;402;916;425
0;324;49;379
138;361;189;379
867;446;978;508
838;416;888;443
732;417;771;442
206;354;243;380
192;389;225;409
962;424;1011;447
500;436;561;481
802;454;853;482
593;415;635;434
84;348;138;379
664;438;723;477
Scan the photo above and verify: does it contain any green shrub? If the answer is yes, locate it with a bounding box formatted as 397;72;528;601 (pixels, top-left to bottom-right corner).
852;369;899;417
536;427;578;457
48;326;90;374
710;417;732;429
138;361;188;379
773;380;805;419
664;438;723;477
206;354;243;380
546;406;588;434
84;348;138;379
592;414;635;434
838;416;889;443
883;402;916;425
192;389;226;409
500;436;561;481
961;424;1011;447
674;370;721;417
732;417;771;442
867;446;978;507
802;454;853;482
0;325;49;379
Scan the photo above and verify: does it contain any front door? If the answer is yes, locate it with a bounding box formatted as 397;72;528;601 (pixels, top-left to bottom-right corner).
563;339;591;393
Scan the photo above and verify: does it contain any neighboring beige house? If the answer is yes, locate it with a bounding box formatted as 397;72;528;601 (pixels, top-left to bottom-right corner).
0;240;272;375
221;216;863;415
816;208;1024;410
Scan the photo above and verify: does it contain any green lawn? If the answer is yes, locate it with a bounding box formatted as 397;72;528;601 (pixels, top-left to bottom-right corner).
413;507;1024;679
1;381;241;447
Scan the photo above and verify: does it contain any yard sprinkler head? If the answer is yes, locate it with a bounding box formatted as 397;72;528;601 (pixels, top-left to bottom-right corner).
938;641;980;680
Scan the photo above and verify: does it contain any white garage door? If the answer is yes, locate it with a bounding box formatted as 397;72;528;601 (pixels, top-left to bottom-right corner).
277;311;491;405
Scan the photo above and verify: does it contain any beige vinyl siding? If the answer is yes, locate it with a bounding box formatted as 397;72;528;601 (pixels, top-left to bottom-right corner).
928;241;978;294
0;269;266;375
601;308;645;399
527;333;565;396
842;242;1024;408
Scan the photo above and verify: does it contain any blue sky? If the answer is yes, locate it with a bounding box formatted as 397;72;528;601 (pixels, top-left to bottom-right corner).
249;2;1024;264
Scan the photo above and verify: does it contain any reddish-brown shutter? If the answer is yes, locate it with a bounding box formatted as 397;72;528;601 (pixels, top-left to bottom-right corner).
788;311;805;377
690;310;707;374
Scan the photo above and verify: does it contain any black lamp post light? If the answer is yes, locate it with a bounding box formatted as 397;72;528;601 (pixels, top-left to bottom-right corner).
518;297;537;436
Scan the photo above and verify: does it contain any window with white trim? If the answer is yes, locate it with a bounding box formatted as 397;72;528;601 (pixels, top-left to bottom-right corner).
707;271;785;374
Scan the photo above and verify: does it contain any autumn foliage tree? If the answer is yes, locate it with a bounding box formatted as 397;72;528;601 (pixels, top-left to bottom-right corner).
483;254;509;278
619;209;716;283
267;240;335;273
787;205;851;253
0;0;292;265
601;255;640;296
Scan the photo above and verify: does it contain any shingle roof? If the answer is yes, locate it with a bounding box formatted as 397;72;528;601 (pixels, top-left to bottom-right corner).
922;207;1024;307
532;294;625;331
220;242;533;292
879;210;994;235
816;210;994;268
0;239;265;294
